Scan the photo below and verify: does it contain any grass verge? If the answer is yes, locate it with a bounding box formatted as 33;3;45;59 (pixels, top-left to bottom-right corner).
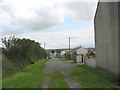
69;65;119;88
59;58;76;64
2;59;48;88
49;71;69;88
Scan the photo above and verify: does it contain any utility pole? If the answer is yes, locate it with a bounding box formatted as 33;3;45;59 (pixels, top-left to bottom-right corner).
44;42;45;49
69;37;70;55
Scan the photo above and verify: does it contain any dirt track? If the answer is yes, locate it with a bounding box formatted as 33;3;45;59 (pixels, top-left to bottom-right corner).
43;58;80;88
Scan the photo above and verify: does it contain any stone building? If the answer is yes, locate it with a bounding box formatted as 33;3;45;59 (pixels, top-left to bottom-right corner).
94;0;120;79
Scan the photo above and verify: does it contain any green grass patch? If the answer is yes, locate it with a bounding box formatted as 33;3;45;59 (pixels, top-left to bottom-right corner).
49;71;69;88
3;59;48;88
69;65;119;88
59;58;76;64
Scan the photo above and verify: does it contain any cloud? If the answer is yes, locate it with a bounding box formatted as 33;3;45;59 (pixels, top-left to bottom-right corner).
1;0;65;31
0;0;97;48
17;28;95;49
2;25;24;35
14;7;64;30
0;8;12;25
64;2;98;22
1;0;98;32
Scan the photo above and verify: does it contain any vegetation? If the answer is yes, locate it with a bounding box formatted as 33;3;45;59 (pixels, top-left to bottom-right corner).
64;53;71;60
56;49;61;53
3;59;48;88
49;71;69;88
51;50;55;54
2;36;46;77
86;51;95;57
69;65;118;88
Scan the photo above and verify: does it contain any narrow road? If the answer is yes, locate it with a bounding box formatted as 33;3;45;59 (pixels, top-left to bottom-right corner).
43;58;80;88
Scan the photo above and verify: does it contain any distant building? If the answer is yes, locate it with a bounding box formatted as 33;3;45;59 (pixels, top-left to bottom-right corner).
76;47;88;55
53;52;57;57
60;51;66;57
94;0;120;77
76;47;88;63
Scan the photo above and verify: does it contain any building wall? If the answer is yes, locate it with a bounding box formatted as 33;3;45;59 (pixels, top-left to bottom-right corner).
60;51;66;56
76;55;82;63
77;47;88;55
85;58;96;68
118;1;120;79
94;2;119;75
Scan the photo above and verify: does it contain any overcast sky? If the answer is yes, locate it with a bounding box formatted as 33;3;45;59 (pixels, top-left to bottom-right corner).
1;0;98;49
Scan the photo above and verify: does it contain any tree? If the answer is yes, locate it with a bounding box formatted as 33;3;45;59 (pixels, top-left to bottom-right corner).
2;36;46;71
51;50;55;54
89;52;95;57
56;49;61;53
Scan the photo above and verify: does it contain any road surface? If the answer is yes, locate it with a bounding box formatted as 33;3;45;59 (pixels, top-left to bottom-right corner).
43;58;80;88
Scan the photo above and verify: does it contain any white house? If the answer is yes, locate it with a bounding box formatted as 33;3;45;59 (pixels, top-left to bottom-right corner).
60;51;66;56
76;47;88;63
53;52;57;57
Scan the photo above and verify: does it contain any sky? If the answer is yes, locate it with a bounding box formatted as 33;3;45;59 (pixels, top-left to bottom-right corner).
0;0;98;49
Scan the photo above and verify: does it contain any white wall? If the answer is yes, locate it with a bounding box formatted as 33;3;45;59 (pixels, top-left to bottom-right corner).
76;55;82;63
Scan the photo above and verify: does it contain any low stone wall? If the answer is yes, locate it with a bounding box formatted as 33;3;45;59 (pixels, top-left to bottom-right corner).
84;58;96;68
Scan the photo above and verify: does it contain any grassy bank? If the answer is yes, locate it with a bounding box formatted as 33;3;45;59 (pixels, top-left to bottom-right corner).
49;71;69;88
69;65;118;88
3;59;48;88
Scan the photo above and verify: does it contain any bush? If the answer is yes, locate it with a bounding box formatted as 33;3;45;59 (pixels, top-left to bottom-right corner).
2;36;46;76
86;51;95;57
64;53;71;60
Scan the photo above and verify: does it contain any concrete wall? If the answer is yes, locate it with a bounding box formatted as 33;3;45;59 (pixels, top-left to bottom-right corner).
94;2;119;75
118;1;120;80
85;58;96;68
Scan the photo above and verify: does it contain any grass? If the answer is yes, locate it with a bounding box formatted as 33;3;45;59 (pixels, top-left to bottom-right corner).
59;58;76;64
49;71;69;88
2;59;48;88
69;65;119;88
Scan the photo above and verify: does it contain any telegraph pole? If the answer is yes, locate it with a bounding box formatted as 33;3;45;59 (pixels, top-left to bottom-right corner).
69;37;70;55
44;42;45;49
